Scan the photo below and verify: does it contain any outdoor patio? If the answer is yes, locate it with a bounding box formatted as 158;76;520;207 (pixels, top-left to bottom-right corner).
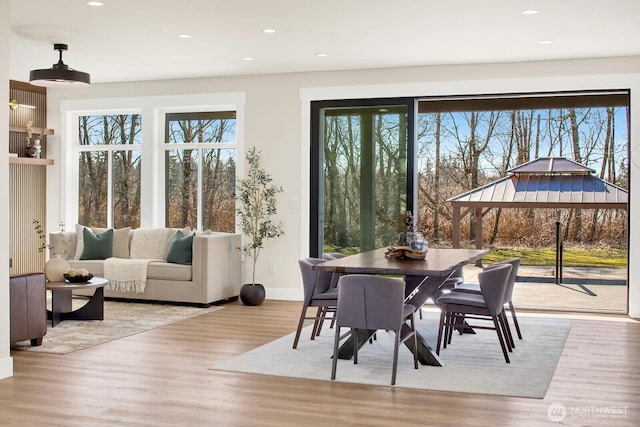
454;264;628;314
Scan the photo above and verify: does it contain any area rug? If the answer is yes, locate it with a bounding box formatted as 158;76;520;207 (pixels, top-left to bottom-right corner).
211;311;569;398
11;299;222;355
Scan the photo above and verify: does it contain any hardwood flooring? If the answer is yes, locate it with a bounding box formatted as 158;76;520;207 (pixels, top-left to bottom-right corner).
1;300;639;426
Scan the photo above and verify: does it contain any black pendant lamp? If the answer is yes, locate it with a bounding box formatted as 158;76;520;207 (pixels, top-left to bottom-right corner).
30;43;91;88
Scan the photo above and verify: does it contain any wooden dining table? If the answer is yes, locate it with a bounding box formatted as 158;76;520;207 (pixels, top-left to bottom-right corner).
313;247;489;366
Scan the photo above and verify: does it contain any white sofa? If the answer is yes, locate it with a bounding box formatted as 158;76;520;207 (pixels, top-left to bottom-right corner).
49;228;241;306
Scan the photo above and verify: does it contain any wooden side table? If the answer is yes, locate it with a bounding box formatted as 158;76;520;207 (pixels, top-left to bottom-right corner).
46;277;109;327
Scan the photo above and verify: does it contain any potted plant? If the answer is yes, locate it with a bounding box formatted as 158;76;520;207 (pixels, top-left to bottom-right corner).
236;147;285;305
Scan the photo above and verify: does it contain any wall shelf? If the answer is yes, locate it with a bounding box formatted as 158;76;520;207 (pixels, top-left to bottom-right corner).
9;125;55;136
9;157;54;166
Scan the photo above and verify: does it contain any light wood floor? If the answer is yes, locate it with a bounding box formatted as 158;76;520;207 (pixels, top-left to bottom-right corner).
1;300;639;426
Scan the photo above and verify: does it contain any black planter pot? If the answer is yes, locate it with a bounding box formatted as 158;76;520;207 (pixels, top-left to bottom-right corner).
240;283;266;306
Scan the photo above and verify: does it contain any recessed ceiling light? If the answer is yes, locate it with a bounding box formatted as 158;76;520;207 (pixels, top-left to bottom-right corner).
243;57;254;61
539;40;552;45
86;1;105;6
263;28;276;34
316;53;328;57
177;34;192;39
521;9;539;15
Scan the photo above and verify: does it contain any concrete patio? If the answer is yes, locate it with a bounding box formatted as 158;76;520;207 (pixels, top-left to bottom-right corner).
457;264;628;314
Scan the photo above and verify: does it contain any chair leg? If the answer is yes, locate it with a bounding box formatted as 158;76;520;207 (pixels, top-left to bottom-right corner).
500;309;515;350
436;309;446;355
352;328;359;365
411;314;418;370
311;307;324;339
508;301;523;339
493;316;510;363
331;326;341;380
292;306;309;349
391;331;400;385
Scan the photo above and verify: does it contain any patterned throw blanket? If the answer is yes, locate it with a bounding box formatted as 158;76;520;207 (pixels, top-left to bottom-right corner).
104;228;170;293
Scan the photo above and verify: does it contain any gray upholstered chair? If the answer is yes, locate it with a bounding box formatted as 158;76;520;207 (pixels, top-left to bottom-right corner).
451;258;522;344
292;258;339;349
322;252;345;289
331;274;418;385
436;263;513;363
418;266;464;319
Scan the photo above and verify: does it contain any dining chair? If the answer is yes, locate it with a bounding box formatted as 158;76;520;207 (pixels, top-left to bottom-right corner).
292;258;339;349
435;263;513;363
451;258;522;343
418;266;464;319
331;274;418;385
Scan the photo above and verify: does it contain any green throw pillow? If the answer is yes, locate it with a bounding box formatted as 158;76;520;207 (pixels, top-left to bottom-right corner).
80;228;114;260
166;230;194;265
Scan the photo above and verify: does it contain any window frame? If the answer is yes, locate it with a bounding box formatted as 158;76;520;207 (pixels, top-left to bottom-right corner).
60;93;245;231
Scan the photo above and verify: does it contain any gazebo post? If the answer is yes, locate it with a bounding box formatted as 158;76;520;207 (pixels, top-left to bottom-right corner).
475;207;483;267
452;205;460;249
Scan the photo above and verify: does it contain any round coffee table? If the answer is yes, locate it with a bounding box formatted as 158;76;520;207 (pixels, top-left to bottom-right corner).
46;277;109;327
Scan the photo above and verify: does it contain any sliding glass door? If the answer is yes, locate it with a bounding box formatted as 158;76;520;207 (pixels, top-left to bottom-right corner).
310;99;415;257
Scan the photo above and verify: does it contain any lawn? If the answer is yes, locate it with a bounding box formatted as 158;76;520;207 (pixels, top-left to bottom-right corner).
483;247;627;268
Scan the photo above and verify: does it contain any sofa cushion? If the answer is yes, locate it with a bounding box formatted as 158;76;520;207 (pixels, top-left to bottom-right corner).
147;261;192;281
130;228;171;259
166;231;194;265
163;227;192;259
80;228;113;260
92;226;131;258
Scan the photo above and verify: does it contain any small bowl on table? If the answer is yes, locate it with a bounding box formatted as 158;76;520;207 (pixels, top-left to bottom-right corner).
63;273;94;283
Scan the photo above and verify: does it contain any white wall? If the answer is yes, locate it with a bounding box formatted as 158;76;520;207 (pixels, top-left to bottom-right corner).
44;56;640;317
1;0;14;380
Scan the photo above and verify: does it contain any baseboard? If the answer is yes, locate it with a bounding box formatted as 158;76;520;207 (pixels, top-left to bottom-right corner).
0;355;13;380
265;287;302;301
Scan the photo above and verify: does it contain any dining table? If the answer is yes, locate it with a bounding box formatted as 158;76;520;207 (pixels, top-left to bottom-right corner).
313;247;489;367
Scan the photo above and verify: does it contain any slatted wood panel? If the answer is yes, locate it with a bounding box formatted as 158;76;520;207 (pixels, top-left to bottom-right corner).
9;163;46;274
4;300;640;426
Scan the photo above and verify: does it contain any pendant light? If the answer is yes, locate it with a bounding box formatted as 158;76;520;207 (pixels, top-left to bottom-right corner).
30;43;91;87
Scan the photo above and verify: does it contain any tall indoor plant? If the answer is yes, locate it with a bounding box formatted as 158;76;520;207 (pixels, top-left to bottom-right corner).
236;147;285;305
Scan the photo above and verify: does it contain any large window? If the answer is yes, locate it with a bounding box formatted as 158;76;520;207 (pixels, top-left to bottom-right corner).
164;111;236;232
416;93;629;247
312;91;629;256
78;114;142;228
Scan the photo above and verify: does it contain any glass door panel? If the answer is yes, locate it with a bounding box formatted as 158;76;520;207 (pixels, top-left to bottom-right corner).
316;104;409;255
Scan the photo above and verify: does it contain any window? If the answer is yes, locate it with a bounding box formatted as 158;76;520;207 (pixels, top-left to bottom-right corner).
416;92;629;246
311;91;629;256
78;114;142;228
164;111;236;232
310;99;414;256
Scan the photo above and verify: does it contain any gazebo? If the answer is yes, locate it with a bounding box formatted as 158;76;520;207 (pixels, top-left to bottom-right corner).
448;157;628;280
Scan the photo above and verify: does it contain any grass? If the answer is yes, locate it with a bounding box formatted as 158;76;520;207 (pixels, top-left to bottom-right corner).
326;245;627;268
483;247;627;268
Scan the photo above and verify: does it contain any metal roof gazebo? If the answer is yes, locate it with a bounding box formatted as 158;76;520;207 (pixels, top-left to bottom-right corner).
448;157;628;282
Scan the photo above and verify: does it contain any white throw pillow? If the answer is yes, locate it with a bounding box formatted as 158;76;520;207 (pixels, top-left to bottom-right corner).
130;228;172;260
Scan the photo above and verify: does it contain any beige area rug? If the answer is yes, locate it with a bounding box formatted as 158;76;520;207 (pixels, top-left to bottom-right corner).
211;310;569;398
11;298;222;355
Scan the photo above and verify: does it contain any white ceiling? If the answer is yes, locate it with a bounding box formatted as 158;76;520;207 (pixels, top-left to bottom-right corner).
9;0;640;85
